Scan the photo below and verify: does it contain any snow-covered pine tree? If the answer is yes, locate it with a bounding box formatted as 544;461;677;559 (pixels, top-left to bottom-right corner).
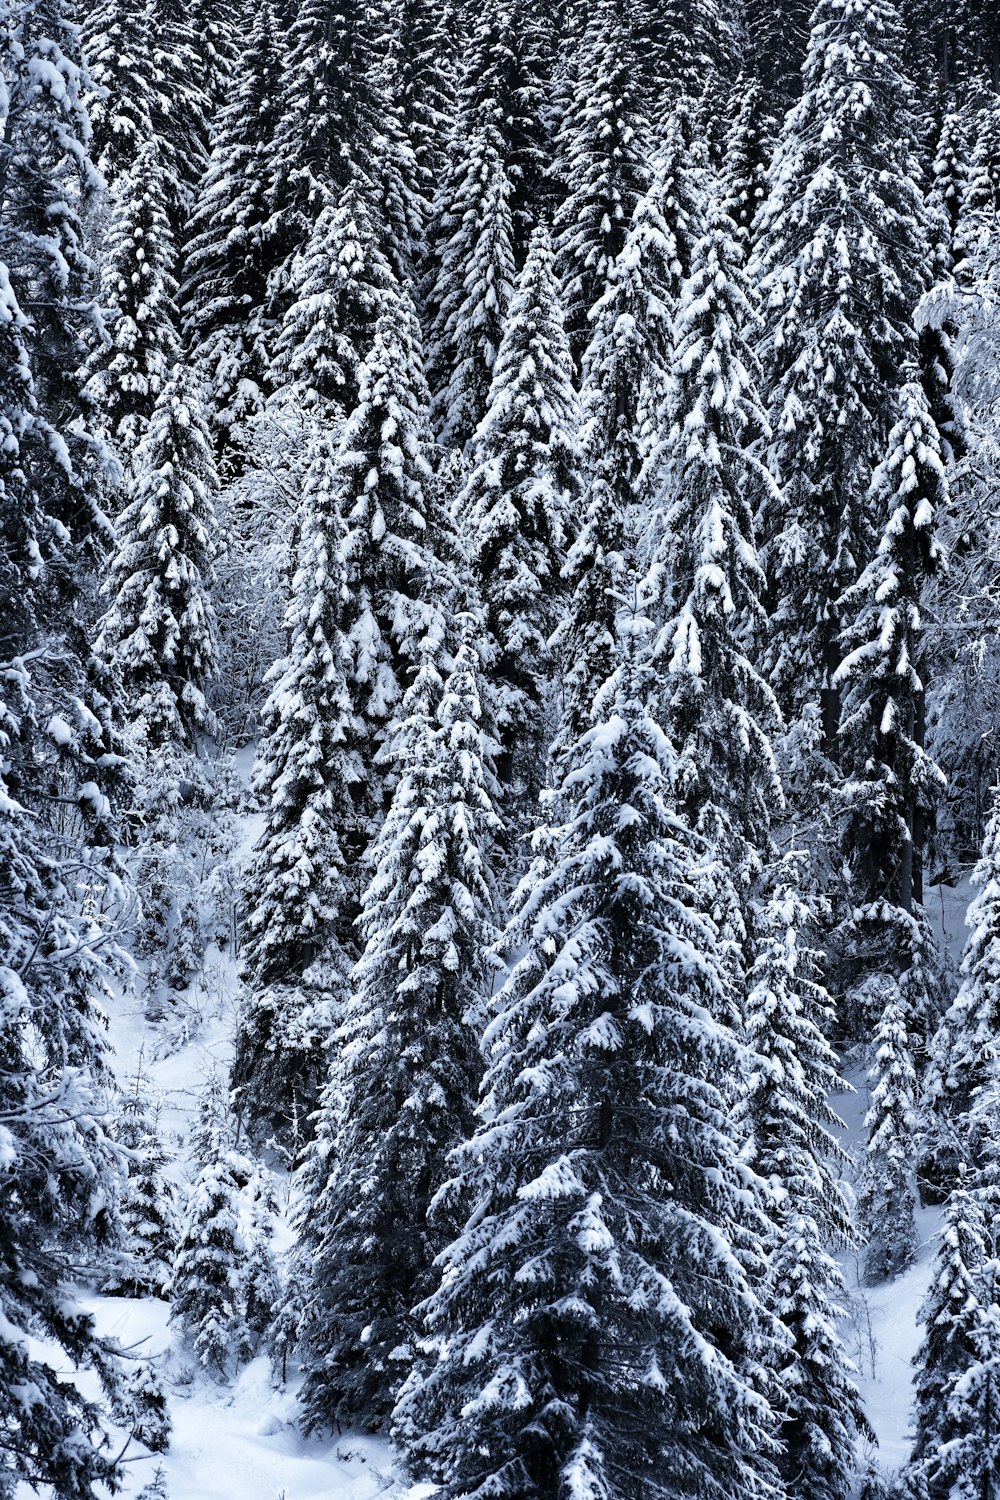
266;0;385;282
238;1167;281;1361
552;142;695;765
458;225;578;809
926;783;1000;1169
0;692;130;1496
180;0;285;454
97;364;220;749
270;181;396;420
394;603;781;1500
170;1152;247;1378
645;192;781;907
425;124;516;452
81;0;157;186
857;993;920;1281
722;74;775;252
835;378;946;919
85;137;180;458
746;861;870;1500
390;0;456;216
754;0;933;753
338;297;456;816
105;1072;179;1298
0;0;106;548
295;610;503;1430
148;0;212;231
908;1186;993;1500
552;0;652;357
233;424;361;1140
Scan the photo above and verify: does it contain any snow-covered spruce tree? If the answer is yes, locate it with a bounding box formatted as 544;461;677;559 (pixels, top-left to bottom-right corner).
97;364;220;749
835;378;946;918
908;1186;993;1500
233;425;361;1141
170;1153;248;1379
746;861;870;1500
81;0;157;186
722;74;775;252
857;993;920;1281
551;145;695;766
0;700;130;1495
147;0;212;230
0;0;105;547
458;225;578;809
105;1073;179;1298
645;193;781;911
180;0;285;453
295;611;503;1431
552;0;652;357
632;0;736;108
338;296;456;818
390;0;456;216
394;605;781;1500
926;783;1000;1171
266;0;386;283
238;1168;281;1361
270;181;396;419
753;0;932;751
426;124;516;452
84;137;180;457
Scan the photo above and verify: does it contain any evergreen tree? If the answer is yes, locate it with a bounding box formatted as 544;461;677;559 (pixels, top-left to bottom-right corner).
394;609;781;1500
85;138;180;457
908;1186;993;1500
238;1168;281;1360
181;0;285;452
105;1075;179;1298
97;364;220;748
148;0;212;229
426;125;516;452
459;225;578;806
391;0;456;213
296;612;502;1431
81;0;157;185
857;993;920;1282
754;0;932;750
552;0;652;356
746;862;870;1500
645;194;781;908
835;378;946;915
722;75;775;251
270;182;395;419
926;784;1000;1165
233;425;361;1139
170;1153;247;1378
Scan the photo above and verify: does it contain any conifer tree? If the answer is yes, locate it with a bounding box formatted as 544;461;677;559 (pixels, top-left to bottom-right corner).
391;0;456;213
148;0;212;228
927;784;1000;1166
270;183;395;419
909;1187;993;1500
645;195;781;904
722;75;775;250
98;364;220;748
459;225;578;805
234;426;361;1138
754;0;932;749
296;612;502;1431
181;0;285;451
85;138;180;457
106;1077;179;1298
337;298;455;804
82;0;157;185
394;608;781;1500
835;379;946;917
857;994;919;1281
426;125;516;451
552;0;652;355
746;862;870;1500
171;1153;247;1378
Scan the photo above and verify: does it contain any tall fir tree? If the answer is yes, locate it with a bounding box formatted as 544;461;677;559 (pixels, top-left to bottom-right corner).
552;0;652;357
394;607;782;1500
753;0;933;753
97;364;220;748
856;993;920;1281
459;225;578;809
295;612;502;1430
81;0;157;186
233;424;362;1140
85;138;180;457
